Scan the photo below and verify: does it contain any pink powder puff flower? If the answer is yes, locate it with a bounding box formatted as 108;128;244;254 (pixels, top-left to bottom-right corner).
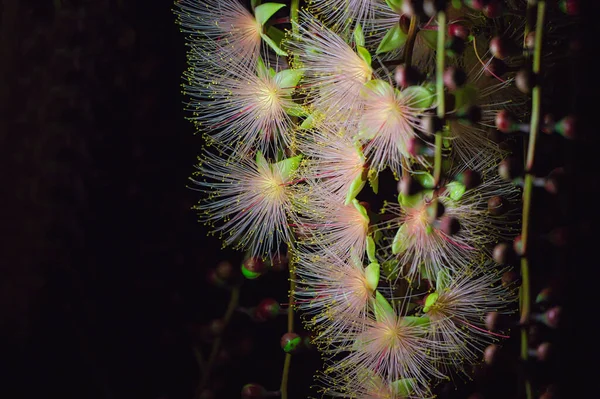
190;149;302;259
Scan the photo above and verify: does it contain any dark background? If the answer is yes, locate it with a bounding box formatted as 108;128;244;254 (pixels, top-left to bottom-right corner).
0;1;597;399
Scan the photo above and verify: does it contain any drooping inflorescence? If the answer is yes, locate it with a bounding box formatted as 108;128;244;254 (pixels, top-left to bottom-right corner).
174;0;568;397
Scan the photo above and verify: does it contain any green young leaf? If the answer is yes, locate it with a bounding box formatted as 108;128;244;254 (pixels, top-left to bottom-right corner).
392;223;409;255
391;379;416;397
454;84;478;110
401;85;435;109
385;0;404;12
300;113;316;129
284;102;307;117
361;79;391;98
419;29;438;50
345;173;366;205
400;316;430;330
368;168;379;194
256;57;269;77
354;23;365;47
436;269;451;292
423;291;439;313
357;45;371;66
352;198;369;222
255;150;268;168
275;68;304;90
398;191;424;208
451;0;462;9
267;25;285;47
376;23;408;54
446;180;466;201
260;32;288;56
366;236;377;263
276;155;303;182
365;262;380;292
412;172;435;189
254;2;286;26
373;290;394;322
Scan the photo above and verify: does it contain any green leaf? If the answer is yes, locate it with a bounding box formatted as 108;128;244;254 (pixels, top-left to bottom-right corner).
255;150;268;168
365;262;380;292
436;269;451;292
300;113;316;129
368;169;379;194
254;3;286;26
260;32;288;56
392;223;409;255
412;172;435;189
451;0;462;9
454;84;478;110
401;85;435;109
276;155;303;182
391;379;416;397
352;198;369;222
400;316;430;330
398;191;423;208
357;45;371;66
373;291;394;322
284;102;307;117
345;173;366;205
267;25;285;47
423;291;439;313
354;23;365;47
419;29;438;50
446;180;466;201
376;23;408;54
385;0;404;13
256;57;269;77
251;0;261;10
275;68;303;90
366;236;377;263
361;79;391;98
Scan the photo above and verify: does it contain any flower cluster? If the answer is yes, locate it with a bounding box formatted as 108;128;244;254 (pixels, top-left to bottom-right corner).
176;0;524;397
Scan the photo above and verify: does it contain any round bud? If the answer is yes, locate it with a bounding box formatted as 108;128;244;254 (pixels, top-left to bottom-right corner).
501;269;521;288
254;298;281;321
495;110;516;133
525;32;536;51
241;383;267;399
535;287;553;305
270;253;289;272
216;261;234;281
395;64;423;88
421;114;444;135
241;257;266;280
484;344;499;365
426;199;445;221
463;0;487;10
280;332;302;353
542;113;555;134
535;342;552;361
485;311;501;331
439;216;460;236
402;0;425;17
483;0;503;18
513;235;524;256
489;36;514;60
493;242;517;264
498;156;523;181
408;137;434;157
484;57;508;78
544;167;565;194
446;35;465;56
455;169;481;190
559;0;579;15
448;23;470;40
443;66;467;91
207;269;227;287
555;115;576;139
543;306;561;328
515;68;535;94
398;174;424;196
488;195;509;216
423;0;446;18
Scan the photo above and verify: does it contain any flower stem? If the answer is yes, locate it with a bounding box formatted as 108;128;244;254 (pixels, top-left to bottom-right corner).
404;15;419;68
290;0;299;35
196;285;240;398
519;3;545;399
434;10;446;188
280;259;296;399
